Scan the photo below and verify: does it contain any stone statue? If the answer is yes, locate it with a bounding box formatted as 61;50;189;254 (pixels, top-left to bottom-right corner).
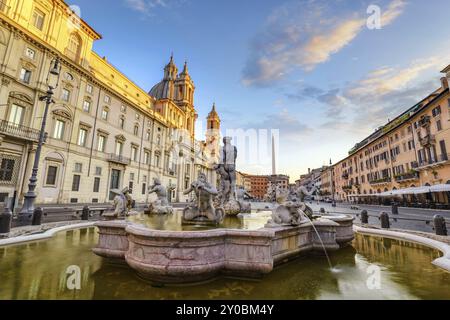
145;178;174;215
264;182;277;202
266;185;317;227
105;187;132;219
295;185;319;202
215;137;240;215
236;186;252;213
182;172;224;225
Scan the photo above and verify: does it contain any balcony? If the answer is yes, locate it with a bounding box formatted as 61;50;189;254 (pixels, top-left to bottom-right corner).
394;171;419;182
417;153;450;170
419;134;435;147
418;115;431;127
107;154;131;165
369;177;392;185
0;120;41;142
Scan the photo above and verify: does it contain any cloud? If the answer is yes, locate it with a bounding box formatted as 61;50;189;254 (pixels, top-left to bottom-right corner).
245;108;313;140
124;0;183;15
285;54;446;132
242;0;406;87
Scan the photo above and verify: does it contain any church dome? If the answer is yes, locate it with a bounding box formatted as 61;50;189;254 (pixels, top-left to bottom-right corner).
149;80;171;100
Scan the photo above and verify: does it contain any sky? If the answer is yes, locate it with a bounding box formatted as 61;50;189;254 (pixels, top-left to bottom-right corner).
67;0;450;181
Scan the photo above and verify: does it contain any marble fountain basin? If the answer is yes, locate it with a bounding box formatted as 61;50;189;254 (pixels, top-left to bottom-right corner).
93;213;355;284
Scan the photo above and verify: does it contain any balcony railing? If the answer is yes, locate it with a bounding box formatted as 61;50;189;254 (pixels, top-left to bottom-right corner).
107;154;131;165
0;120;41;142
419;134;435;147
418;154;450;168
394;172;419;182
369;177;392;185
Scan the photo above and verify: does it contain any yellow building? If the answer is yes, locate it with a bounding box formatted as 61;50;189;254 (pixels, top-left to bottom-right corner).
333;66;450;206
0;0;218;205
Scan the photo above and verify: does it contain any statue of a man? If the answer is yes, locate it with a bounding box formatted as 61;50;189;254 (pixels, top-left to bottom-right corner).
144;178;174;214
183;172;223;223
148;178;169;206
219;136;237;200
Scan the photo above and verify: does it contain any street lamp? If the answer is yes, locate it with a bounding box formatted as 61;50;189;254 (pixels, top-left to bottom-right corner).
17;57;61;225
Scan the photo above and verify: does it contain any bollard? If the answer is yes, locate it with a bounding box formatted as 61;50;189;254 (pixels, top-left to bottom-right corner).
360;210;368;224
32;207;43;226
0;202;12;236
81;206;89;221
380;212;390;229
433;215;448;236
391;203;399;215
320;208;325;214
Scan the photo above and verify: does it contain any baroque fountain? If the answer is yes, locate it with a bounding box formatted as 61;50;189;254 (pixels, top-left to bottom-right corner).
93;137;355;284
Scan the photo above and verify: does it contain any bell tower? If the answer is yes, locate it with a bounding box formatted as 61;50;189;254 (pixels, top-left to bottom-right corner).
175;61;195;107
205;103;221;157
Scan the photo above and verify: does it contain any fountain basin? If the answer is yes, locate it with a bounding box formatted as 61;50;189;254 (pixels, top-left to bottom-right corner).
93;215;355;284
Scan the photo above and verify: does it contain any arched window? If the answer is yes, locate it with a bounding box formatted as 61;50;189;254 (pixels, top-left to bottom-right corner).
67;33;82;62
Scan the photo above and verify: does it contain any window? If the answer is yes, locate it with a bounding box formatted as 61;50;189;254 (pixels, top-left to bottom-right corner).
115;141;123;156
102;107;109;120
130;173;135;181
133;125;139;136
0;159;14;181
93;177;100;193
46;166;58;185
155;154;160;167
78;128;87;146
145;130;151;141
95;166;102;176
104;95;111;104
61;89;70;102
64;73;74;81
119;117;125;129
437;120;442;131
74;162;82;173
128;181;133;194
142;182;147;195
97;135;106;152
25;47;35;59
32;8;45;30
131;146;138;162
86;84;93;94
83;100;91;112
8;104;24;125
72;175;81;191
67;33;81;61
144;151;150;165
53;120;65;139
432;106;441;117
19;68;31;84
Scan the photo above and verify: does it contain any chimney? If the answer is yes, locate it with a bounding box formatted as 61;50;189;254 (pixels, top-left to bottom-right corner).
441;77;449;90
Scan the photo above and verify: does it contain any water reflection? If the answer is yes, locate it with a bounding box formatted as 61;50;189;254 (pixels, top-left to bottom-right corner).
0;229;449;300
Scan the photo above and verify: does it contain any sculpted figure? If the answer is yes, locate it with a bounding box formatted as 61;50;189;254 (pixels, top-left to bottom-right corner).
266;185;318;227
215;137;241;215
145;178;174;215
182;173;224;224
105;187;131;219
236;186;252;213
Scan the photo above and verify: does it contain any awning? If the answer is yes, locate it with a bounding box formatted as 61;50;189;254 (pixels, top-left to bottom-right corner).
352;184;450;197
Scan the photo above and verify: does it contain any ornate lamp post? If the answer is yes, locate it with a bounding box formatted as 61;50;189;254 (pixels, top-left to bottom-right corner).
17;57;61;225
